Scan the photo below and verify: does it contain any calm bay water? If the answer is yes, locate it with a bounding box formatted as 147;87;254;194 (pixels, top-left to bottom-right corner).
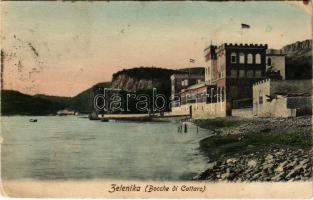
1;116;209;181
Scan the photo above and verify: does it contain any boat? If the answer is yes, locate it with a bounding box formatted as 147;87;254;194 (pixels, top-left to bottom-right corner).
88;112;100;120
57;109;76;116
100;118;109;122
29;119;38;122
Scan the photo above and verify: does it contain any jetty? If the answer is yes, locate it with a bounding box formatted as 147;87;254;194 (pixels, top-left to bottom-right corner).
97;113;189;122
99;114;152;121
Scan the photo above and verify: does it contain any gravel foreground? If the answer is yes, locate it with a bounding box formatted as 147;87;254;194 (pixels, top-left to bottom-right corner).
193;116;312;182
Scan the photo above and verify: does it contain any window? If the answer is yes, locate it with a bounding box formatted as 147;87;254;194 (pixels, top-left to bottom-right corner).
255;70;262;77
239;53;245;64
181;79;188;86
231;53;237;63
239;70;245;77
247;54;253;64
259;96;263;104
247;70;253;77
267;58;272;66
255;54;261;64
231;69;237;77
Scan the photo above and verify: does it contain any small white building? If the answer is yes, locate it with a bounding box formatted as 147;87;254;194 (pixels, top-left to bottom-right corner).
253;79;312;117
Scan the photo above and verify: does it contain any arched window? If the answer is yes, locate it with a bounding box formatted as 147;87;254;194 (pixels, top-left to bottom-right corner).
247;54;253;64
231;53;237;63
267;58;272;66
239;53;245;64
255;54;261;64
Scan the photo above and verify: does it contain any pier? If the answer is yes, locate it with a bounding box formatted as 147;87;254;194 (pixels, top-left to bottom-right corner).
97;113;190;121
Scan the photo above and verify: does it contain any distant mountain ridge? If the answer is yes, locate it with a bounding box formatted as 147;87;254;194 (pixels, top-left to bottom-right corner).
282;39;312;79
1;82;111;115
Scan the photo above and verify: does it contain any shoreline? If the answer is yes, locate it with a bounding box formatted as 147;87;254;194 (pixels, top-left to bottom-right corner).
193;116;312;181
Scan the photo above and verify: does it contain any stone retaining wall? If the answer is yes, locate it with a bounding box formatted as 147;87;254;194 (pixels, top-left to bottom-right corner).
232;108;253;118
171;102;226;119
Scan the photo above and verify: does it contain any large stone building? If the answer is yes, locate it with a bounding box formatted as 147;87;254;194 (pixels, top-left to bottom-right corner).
171;73;204;100
171;43;286;118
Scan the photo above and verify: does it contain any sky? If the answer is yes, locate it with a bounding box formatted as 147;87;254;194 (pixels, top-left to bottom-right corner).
1;1;312;97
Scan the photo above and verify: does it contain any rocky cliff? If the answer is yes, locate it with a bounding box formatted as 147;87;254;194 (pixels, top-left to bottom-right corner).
111;74;162;91
111;67;204;92
282;39;312;79
282;39;312;57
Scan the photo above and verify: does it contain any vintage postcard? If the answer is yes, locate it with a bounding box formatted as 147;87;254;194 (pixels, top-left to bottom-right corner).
0;0;312;198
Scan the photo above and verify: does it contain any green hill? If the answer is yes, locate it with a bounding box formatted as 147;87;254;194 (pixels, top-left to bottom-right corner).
34;94;71;106
1;90;67;115
1;82;111;115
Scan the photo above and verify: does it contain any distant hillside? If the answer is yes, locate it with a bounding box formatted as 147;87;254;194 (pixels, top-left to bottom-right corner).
69;82;111;113
34;94;71;107
1;90;67;115
282;39;312;79
34;82;112;114
1;82;112;115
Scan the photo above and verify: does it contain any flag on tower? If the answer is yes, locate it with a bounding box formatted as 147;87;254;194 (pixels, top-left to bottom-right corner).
241;23;250;29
